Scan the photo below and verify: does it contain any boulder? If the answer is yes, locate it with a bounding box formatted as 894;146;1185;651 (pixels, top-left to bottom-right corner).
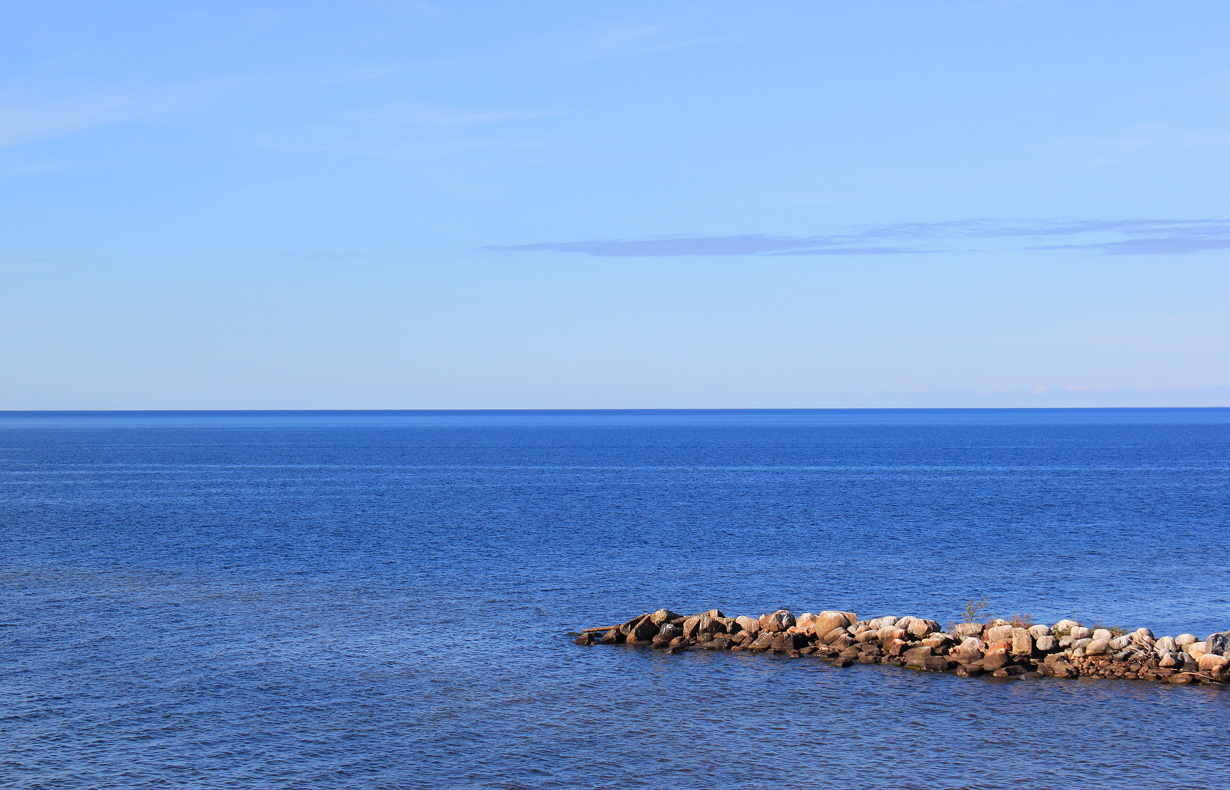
877;626;901;643
982;648;1011;671
1035;635;1057;653
628;618;659;642
907;619;940;638
1069;626;1092;640
735;615;761;634
953;622;983;638
1086;639;1110;656
1109;635;1133;651
986;625;1014;643
657;623;680;641
1092;629;1113;642
600;627;622;645
759;609;795;633
650;609;682;626
812;611;852;637
1154;636;1177;654
1011;628;1034;656
682;616;702;640
619;614;650;637
1175;633;1197;647
1198;653;1229;672
1028;624;1052;638
1206;633;1228;656
823;627;851;645
903;645;934;667
1053;619;1080;633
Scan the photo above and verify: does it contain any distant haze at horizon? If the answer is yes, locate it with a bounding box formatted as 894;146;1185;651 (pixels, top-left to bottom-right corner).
2;2;1228;409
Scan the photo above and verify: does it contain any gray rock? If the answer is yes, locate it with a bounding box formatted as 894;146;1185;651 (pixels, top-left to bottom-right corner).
1069;626;1092;640
1205;633;1228;656
1092;629;1113;642
1028;624;1052;638
953;622;983;638
1035;635;1058;653
1158;652;1179;668
1175;633;1197;647
1085;639;1110;656
879;616;898;627
1153;636;1176;653
986;625;1014;643
1059;635;1074;648
1109;635;1132;651
1072;637;1092;650
1053;619;1081;633
1011;628;1034;656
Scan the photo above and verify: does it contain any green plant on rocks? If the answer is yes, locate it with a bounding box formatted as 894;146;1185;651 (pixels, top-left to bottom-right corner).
961;597;991;625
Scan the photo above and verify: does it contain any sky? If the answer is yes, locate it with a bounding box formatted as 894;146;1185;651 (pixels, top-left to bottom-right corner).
2;1;1228;409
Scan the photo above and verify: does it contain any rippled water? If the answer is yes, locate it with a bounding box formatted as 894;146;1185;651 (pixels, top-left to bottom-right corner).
2;409;1228;789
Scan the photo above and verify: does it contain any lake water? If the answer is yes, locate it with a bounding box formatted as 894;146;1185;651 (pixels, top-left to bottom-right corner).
2;409;1228;789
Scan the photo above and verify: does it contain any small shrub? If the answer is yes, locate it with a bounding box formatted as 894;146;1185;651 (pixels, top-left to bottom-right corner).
962;596;991;624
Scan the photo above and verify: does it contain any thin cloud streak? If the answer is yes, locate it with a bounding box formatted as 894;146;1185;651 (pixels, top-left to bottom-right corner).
486;218;1230;257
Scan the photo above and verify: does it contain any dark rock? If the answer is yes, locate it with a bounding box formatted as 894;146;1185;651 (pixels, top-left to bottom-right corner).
600;628;622;645
955;665;984;677
923;656;954;672
832;656;854;668
749;632;776;651
902;646;934;667
574;632;594;645
628;618;659;642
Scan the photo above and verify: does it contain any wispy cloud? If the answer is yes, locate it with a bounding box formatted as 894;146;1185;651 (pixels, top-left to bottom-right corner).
485;218;1230;257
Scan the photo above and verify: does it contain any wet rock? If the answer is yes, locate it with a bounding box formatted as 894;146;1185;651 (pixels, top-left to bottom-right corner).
574;632;595;645
955;665;985;678
832;656;854;668
600;627;622;644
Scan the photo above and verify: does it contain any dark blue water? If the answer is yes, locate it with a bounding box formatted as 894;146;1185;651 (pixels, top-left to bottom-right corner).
2;409;1228;789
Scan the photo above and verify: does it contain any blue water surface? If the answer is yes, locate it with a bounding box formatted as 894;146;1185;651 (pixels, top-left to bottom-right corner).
2;409;1228;789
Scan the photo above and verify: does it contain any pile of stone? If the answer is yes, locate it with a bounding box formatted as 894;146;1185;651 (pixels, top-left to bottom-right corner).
575;608;1230;685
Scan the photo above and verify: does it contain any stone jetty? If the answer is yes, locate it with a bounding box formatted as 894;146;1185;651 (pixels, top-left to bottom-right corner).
575;608;1230;685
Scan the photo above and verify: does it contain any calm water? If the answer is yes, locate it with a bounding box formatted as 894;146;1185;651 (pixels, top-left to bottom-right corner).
2;409;1228;789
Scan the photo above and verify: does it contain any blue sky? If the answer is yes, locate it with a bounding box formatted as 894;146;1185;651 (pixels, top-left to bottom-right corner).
3;1;1228;408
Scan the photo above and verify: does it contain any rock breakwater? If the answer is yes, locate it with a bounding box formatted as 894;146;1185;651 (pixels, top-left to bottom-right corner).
575;608;1230;685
